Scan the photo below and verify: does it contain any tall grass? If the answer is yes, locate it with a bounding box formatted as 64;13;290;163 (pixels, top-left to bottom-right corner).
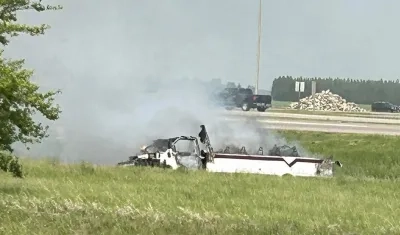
1;131;400;234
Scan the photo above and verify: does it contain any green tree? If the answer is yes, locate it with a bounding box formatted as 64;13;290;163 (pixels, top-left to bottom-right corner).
0;0;63;152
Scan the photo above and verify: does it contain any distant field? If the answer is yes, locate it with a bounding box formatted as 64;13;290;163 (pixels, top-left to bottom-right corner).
1;131;400;234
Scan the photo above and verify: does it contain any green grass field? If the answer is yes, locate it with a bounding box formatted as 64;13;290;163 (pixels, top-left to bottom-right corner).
1;131;400;234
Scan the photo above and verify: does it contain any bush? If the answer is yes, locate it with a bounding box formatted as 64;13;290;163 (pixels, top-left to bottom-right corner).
0;151;24;178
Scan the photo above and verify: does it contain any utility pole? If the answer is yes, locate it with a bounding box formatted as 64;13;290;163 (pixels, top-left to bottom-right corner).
255;0;262;95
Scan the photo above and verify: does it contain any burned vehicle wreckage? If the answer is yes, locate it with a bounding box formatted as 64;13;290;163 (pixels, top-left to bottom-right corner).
117;125;343;177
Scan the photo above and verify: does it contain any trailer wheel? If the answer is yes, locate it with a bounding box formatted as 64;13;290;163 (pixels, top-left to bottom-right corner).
257;107;267;112
241;103;250;111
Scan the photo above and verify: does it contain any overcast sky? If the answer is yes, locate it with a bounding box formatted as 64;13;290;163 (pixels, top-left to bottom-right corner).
5;0;400;162
5;0;400;90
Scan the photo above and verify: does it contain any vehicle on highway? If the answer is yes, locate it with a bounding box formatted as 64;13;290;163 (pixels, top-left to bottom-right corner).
215;87;272;112
371;101;399;113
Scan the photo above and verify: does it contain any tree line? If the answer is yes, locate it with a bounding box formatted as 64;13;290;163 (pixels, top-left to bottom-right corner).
271;76;400;105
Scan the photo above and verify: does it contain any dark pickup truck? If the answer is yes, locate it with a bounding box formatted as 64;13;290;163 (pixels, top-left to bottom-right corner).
215;87;272;112
371;101;400;113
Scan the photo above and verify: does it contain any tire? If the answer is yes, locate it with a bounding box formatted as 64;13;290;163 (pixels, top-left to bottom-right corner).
257;107;266;112
241;103;250;111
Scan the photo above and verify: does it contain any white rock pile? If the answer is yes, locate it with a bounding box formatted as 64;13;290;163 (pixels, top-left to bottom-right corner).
288;90;367;112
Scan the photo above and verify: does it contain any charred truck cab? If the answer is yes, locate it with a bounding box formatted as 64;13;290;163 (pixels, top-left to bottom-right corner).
118;136;206;170
118;125;343;177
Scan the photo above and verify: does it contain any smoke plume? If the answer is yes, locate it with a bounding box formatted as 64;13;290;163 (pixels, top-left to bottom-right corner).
4;0;360;163
12;77;300;164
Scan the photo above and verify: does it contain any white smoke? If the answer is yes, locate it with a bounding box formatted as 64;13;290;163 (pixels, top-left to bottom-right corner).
11;76;315;164
6;0;331;163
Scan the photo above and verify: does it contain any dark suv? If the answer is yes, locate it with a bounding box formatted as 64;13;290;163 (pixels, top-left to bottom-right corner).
371;101;399;113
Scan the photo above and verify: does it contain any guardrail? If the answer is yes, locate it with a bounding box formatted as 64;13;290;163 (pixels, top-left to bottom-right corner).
220;110;400;125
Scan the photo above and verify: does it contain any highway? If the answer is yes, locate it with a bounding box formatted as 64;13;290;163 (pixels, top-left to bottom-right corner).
221;112;400;135
221;110;400;124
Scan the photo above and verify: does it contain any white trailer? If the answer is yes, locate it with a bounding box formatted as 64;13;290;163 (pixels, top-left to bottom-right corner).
117;125;342;177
